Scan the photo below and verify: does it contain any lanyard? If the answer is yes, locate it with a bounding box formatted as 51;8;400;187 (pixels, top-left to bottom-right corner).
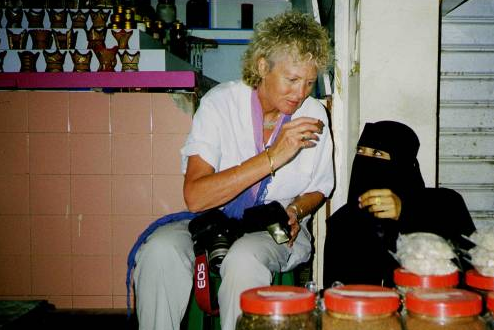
250;90;290;203
251;89;286;153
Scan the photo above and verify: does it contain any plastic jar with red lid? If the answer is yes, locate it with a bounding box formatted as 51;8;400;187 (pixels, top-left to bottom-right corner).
486;292;493;330
235;285;317;330
466;269;494;311
394;268;459;292
322;284;401;330
403;288;486;330
394;267;459;313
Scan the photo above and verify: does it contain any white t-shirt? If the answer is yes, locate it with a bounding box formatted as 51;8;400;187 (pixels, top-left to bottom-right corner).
181;80;335;207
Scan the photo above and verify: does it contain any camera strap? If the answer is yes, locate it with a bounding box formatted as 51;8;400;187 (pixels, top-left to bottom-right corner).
193;253;219;316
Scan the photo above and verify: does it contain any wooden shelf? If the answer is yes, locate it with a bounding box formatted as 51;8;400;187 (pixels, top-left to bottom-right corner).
0;71;196;89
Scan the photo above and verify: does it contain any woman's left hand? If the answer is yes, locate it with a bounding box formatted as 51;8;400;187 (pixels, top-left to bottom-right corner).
358;188;402;220
286;208;301;247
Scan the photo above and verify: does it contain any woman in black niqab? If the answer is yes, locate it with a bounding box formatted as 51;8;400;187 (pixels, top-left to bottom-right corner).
323;121;475;288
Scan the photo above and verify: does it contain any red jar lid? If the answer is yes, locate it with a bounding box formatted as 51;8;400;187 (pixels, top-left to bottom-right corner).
324;284;399;316
240;285;315;315
405;288;482;317
487;291;493;312
394;268;459;288
465;269;494;291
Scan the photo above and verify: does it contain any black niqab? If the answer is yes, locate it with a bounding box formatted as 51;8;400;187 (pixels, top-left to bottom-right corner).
347;121;425;207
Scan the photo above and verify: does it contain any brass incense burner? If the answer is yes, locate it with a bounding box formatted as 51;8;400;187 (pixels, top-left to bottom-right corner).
26;9;45;29
6;8;23;28
85;27;107;50
29;29;53;49
90;9;110;29
53;29;78;49
0;51;7;73
43;49;67;72
7;29;28;50
70;49;93;72
111;29;133;49
70;10;90;29
118;50;140;72
18;51;39;72
95;45;117;72
49;9;68;29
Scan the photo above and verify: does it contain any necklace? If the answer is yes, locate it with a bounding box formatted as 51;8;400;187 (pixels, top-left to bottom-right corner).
263;113;281;129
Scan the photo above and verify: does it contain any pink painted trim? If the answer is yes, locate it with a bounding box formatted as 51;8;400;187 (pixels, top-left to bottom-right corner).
0;71;196;88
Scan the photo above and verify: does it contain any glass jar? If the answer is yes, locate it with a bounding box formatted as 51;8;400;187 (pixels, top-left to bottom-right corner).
394;267;459;314
403;288;486;330
236;285;317;330
322;284;402;330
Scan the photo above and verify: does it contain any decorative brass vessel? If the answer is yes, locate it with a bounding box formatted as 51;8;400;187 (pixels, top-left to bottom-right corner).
118;50;140;72
95;45;117;72
85;27;106;50
6;8;24;28
111;29;133;49
7;29;28;50
91;0;113;8
43;49;67;72
29;29;53;49
26;9;45;29
70;10;90;29
0;51;7;73
70;49;93;72
53;29;78;49
109;12;122;29
46;0;65;8
122;8;135;29
49;9;68;29
18;51;40;72
90;9;110;29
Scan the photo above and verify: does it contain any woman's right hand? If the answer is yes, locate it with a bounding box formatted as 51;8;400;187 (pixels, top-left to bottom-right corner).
358;188;402;220
268;117;324;169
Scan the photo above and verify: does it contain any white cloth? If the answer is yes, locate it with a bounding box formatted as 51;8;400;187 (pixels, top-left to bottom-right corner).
135;80;335;330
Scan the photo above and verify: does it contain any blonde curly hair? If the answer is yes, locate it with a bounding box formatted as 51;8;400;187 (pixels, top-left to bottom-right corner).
242;11;332;88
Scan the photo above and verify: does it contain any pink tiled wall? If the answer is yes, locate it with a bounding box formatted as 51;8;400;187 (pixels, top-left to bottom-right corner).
0;91;192;309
